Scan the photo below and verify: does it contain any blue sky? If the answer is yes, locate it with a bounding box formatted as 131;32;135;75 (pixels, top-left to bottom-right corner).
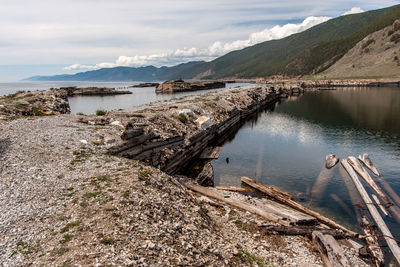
0;0;399;81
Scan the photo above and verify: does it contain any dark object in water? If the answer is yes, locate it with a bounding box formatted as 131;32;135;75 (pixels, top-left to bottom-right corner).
226;157;230;164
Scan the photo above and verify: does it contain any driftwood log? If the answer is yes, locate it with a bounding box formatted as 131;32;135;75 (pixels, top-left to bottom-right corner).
312;231;351;267
342;159;400;265
241;176;358;236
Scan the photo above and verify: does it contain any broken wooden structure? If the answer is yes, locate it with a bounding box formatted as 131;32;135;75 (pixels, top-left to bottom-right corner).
342;158;400;265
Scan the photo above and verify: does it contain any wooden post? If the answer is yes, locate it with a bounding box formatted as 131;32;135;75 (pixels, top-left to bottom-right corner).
341;159;400;265
241;176;358;236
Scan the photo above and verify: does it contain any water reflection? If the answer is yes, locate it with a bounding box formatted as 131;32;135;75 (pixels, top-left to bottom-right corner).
212;87;400;236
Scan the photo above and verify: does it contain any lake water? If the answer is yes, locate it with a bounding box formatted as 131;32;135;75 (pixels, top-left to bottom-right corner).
212;87;400;245
0;81;251;114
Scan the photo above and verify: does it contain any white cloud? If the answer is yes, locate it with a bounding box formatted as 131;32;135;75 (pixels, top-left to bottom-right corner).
65;15;331;70
342;7;364;15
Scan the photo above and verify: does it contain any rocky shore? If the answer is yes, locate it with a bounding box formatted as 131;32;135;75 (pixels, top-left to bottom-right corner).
156;80;226;93
0;85;371;266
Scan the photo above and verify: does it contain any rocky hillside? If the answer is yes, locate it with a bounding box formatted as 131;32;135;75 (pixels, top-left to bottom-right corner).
316;19;400;79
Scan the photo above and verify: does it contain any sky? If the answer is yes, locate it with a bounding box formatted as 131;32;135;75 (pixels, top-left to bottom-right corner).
0;0;399;81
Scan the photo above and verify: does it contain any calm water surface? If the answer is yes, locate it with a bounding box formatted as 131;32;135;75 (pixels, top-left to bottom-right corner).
213;87;400;240
0;81;250;114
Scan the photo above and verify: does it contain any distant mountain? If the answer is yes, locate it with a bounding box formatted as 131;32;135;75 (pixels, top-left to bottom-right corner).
26;61;207;82
25;4;400;81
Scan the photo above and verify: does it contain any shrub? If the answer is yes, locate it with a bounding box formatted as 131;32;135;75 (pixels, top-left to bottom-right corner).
95;109;106;116
361;38;375;49
32;107;44;116
178;113;188;124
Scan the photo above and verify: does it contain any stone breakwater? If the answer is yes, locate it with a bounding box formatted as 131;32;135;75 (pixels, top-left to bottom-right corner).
0;89;70;118
61;86;132;96
0;87;132;119
156;80;226;93
107;85;280;174
298;80;400;88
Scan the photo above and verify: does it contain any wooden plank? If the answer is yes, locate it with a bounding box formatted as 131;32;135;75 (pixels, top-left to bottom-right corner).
312;231;351;267
259;224;354;239
341;159;400;265
186;182;288;225
215;186;254;193
371;194;389;217
241;176;358;236
199;146;222;159
347;157;391;206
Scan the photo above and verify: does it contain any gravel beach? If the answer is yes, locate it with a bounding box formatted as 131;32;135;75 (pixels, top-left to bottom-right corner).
0;88;369;266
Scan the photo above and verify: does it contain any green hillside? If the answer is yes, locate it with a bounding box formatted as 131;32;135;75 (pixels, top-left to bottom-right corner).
26;4;400;81
202;4;400;78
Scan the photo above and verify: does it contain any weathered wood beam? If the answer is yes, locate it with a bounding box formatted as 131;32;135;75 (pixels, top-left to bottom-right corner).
241;176;358;236
185;182;287;225
312;231;351;267
259;224;354;239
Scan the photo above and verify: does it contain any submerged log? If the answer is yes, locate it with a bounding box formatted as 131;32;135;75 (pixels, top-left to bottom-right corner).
347;157;391;206
330;194;353;218
326;154;339;169
311;167;334;204
259;224;353;239
241;176;358;236
312;231;351;267
341;159;400;265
